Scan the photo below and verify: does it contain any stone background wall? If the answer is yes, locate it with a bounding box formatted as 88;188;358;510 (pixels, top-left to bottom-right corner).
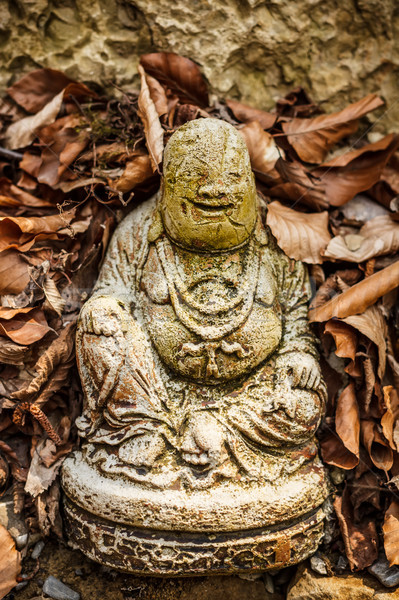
1;0;399;130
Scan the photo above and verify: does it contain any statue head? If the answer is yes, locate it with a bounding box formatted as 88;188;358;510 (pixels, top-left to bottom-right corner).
160;119;257;251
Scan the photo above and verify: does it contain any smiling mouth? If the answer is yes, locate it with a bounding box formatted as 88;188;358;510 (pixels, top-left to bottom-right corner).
191;197;234;211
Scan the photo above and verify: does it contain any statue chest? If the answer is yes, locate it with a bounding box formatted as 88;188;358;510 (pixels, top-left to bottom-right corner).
139;240;283;383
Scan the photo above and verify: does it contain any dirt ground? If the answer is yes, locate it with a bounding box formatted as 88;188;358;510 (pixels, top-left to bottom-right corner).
8;538;286;600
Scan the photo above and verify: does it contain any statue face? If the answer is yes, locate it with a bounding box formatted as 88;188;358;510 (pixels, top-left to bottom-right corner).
160;119;257;251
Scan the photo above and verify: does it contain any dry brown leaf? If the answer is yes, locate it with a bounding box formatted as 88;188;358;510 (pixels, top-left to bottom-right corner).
0;178;53;209
7;68;75;113
313;134;399;207
25;437;71;497
336;383;360;460
113;153;153;193
140;52;209;108
145;73;168;118
282;94;384;163
226;99;276;129
334;486;378;570
34;115;89;187
0;523;21;599
381;387;399;451
266;201;331;264
43;276;65;316
137;65;164;172
272;158;327;210
324;215;399;262
383;500;399;566
6;90;65;150
12;322;75;407
0;250;30;295
0;338;28;366
238;121;281;175
361;419;393;473
0;209;76;252
309;260;399;322
324;320;357;362
343;306;387;379
0;307;51;345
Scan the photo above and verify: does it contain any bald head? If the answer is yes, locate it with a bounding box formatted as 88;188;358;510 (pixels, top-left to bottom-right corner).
160;119;257;251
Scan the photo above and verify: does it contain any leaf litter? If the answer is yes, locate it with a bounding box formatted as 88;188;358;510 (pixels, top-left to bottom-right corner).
0;52;398;593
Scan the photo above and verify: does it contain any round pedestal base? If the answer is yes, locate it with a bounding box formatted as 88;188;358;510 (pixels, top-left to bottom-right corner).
63;496;325;576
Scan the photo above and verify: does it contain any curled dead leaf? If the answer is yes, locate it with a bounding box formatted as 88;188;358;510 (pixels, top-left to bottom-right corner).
342;306;387;379
266;201;331;264
0;307;51;345
113;153;153;193
324;215;399;262
137;65;164;172
238;121;281;175
140;52;209;108
282;94;384;163
381;387;399;451
0;523;21;599
309;260;399;322
383;500;399;566
361;419;393;473
334;485;378;570
226;99;276;129
0;250;30;295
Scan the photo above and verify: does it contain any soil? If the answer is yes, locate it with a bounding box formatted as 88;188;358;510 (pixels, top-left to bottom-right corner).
8;538;285;600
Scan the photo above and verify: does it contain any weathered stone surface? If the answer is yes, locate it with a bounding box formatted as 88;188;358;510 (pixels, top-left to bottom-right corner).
1;1;398;131
287;566;399;600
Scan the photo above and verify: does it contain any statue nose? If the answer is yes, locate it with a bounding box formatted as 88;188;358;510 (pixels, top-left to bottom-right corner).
198;182;225;198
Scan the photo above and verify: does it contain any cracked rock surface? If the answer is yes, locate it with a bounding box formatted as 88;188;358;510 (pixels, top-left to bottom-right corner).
1;0;398;130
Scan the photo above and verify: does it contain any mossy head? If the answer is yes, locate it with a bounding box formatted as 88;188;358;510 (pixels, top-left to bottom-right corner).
160;118;257;252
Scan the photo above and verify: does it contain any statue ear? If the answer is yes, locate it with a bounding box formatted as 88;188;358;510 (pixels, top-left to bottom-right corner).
147;202;164;243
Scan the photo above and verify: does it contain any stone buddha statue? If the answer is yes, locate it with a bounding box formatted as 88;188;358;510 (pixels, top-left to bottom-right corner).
62;119;329;575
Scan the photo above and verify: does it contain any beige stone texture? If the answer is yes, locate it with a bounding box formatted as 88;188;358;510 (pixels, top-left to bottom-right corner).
1;1;398;131
287;566;399;600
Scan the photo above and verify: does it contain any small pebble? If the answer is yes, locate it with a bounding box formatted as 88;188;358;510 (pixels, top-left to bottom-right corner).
368;554;399;588
310;554;328;575
335;555;348;572
74;568;83;576
43;575;80;600
31;540;45;559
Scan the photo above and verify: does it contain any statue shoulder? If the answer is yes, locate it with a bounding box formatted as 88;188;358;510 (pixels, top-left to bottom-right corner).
113;194;158;240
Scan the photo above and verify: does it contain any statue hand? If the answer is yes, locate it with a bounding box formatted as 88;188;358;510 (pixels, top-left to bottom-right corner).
80;296;129;336
275;353;322;391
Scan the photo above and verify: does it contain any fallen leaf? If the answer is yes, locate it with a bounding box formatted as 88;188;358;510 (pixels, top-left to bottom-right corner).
383;500;399;566
0;338;28;366
381;387;399;451
112;153;153;193
0;178;53;209
324;320;357;362
140;52;209;108
12;322;75;407
342;306;387;379
266;201;331;263
0;209;76;252
0;523;21;599
6;90;65;150
276;87;320;118
145;73;169;118
0;307;51;345
324;215;399;262
43;276;65;316
137;65;164;172
25;437;71;498
334;485;378;570
226;99;276;129
7;69;96;113
239;121;281;175
0;250;30;294
282;94;384;163
309;260;399;322
361;419;393;473
314;134;399;207
321;383;360;469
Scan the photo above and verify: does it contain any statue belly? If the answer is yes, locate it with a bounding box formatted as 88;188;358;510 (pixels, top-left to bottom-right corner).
144;300;282;382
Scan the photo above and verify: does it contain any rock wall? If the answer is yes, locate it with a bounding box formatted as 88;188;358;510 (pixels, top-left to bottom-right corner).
1;0;399;130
